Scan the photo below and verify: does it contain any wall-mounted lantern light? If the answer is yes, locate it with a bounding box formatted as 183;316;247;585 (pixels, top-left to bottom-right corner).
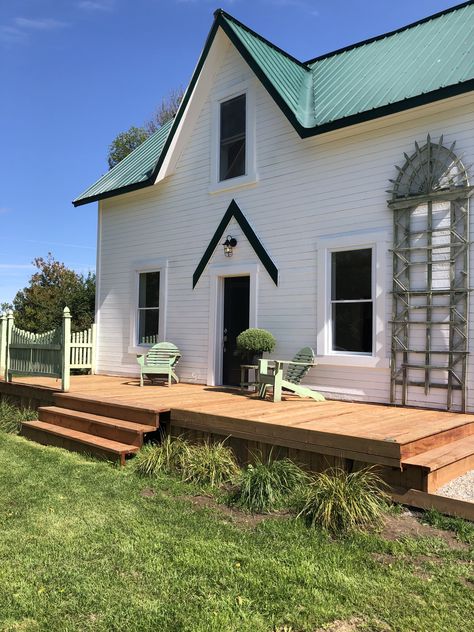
222;235;237;257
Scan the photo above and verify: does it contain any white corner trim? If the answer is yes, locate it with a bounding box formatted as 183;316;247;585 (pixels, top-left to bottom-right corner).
316;229;390;368
94;201;102;373
207;261;259;386
209;78;258;194
128;258;168;354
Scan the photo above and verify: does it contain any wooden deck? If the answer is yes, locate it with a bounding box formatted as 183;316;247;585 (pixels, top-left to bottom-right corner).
2;374;474;491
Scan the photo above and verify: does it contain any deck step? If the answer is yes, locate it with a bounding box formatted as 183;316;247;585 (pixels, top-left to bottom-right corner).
21;420;139;465
53;393;166;427
38;406;157;446
402;435;474;492
399;420;474;459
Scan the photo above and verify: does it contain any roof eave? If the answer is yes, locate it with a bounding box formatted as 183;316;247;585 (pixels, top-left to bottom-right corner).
299;78;474;139
72;178;154;207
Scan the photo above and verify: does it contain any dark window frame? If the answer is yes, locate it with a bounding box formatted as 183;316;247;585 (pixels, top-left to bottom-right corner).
219;93;246;182
329;247;374;355
137;270;160;345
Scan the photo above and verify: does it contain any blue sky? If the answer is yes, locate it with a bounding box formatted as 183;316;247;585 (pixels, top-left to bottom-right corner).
0;0;459;304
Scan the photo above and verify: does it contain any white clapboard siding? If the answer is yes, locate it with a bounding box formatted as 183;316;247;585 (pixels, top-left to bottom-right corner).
95;38;474;410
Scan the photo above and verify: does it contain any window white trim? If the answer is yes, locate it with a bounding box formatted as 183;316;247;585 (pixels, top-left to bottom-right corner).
316;230;389;368
207;262;259;386
128;258;168;355
209;79;258;194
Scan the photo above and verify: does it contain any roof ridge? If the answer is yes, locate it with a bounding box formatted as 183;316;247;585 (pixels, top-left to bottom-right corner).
304;0;474;65
214;8;309;70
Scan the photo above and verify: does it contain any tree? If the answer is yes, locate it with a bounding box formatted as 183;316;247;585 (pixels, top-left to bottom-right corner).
12;254;95;333
107;126;149;169
107;88;184;169
145;87;184;134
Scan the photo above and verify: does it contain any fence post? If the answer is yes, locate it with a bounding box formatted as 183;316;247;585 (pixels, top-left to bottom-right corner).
90;323;97;375
4;311;14;382
62;307;71;392
0;313;6;377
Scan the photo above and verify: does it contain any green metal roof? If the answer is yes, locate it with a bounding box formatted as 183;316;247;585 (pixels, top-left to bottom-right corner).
74;2;474;206
220;1;474;133
73;118;173;204
308;2;474;127
221;17;313;127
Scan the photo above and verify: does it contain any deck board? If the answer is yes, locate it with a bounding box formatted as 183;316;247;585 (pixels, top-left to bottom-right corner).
6;374;472;447
4;375;474;491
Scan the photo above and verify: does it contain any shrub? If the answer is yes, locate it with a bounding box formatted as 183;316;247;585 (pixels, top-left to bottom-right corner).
132;435;189;477
297;466;389;535
231;453;308;513
181;440;239;488
236;328;276;355
0;399;36;434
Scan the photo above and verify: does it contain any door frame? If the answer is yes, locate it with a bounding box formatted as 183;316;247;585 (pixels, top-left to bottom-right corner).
207;262;259;386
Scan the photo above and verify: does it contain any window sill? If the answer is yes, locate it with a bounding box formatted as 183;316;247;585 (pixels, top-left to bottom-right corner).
128;344;154;356
209;172;258;195
315;354;390;369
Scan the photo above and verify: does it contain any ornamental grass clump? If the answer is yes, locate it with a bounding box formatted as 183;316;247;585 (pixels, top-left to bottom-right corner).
297;466;390;536
180;440;239;488
132;435;190;477
0;399;36;435
231;453;308;513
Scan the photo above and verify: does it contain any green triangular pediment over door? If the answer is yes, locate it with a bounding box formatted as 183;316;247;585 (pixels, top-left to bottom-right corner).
192;200;278;288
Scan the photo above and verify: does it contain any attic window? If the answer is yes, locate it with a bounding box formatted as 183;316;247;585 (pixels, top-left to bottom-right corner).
219;94;246;181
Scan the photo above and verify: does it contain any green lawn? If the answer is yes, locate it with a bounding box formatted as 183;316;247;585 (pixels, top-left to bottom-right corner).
0;434;472;632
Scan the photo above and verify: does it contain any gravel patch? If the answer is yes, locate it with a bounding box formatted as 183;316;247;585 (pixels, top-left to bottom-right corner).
436;469;474;502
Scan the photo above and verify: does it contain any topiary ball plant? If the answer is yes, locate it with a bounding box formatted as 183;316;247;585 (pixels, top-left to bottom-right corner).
236;328;276;363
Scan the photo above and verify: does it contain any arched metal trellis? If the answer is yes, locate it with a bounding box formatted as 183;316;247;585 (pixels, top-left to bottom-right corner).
388;135;472;411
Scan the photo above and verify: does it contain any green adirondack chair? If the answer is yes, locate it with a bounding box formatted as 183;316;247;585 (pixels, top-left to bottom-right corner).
137;342;181;387
258;347;325;403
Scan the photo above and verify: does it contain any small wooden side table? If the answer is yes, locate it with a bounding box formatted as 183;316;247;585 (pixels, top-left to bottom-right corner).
240;364;259;392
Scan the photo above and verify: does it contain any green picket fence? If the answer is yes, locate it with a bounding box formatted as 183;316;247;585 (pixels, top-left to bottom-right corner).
70;326;96;370
0;307;96;392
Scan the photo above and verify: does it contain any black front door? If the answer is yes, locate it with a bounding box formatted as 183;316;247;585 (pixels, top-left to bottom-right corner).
222;276;250;386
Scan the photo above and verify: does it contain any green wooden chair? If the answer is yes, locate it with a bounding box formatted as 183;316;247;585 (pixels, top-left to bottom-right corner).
137;342;181;387
258;347;325;403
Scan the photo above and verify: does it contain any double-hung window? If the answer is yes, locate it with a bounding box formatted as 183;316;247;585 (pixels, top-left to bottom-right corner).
137;271;160;345
330;248;373;354
219;94;246;181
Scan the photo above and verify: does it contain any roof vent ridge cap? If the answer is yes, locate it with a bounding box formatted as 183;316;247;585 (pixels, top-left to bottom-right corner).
297;70;317;128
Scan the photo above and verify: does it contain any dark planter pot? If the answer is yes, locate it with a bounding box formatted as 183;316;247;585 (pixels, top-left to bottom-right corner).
249;351;263;366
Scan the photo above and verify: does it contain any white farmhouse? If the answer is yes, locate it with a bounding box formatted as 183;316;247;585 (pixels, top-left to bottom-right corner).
74;3;474;412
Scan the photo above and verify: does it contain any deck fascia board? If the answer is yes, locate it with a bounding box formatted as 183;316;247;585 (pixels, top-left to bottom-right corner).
3;376;474;483
170;408;402;460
